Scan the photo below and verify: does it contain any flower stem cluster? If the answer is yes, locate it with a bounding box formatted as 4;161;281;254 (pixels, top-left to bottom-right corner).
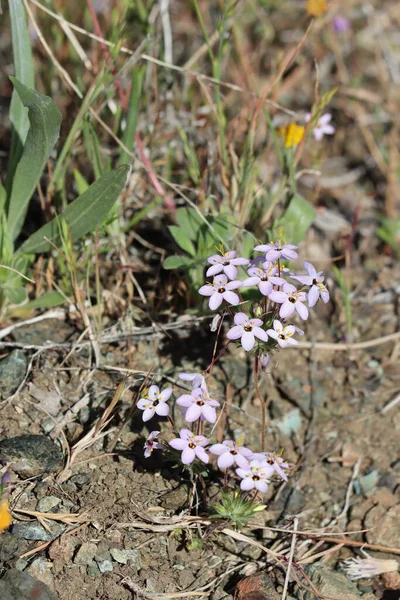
137;241;330;506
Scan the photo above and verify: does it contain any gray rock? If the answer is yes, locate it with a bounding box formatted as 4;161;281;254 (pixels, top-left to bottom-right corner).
97;559;113;573
87;563;101;577
27;558;55;591
0;531;29;564
74;542;97;565
0;435;63;478
36;496;61;513
69;472;91;488
12;522;63;542
299;566;363;600
0;569;58;600
366;503;400;547
0;350;27;399
110;547;141;568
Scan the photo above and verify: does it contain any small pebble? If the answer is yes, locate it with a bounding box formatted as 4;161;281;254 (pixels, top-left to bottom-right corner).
36;496;61;513
74;542;97;565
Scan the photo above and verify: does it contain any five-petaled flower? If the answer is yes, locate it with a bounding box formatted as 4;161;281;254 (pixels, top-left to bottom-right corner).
206;251;249;280
236;460;275;493
143;431;163;458
291;261;330;307
210;440;253;469
306;113;335;141
251;452;290;481
176;388;220;423
269;283;309;320
199;274;242;310
227;312;269;352
242;261;285;296
277;123;305;148
137;385;172;422
254;242;298;262
267;320;299;348
169;429;209;465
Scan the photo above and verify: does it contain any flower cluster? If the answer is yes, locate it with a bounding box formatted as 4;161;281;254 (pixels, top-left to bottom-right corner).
137;372;289;494
169;427;289;494
199;244;329;356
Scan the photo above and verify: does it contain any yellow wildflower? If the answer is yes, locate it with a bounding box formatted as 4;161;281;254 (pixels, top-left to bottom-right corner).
0;499;12;531
306;0;328;17
277;123;305;148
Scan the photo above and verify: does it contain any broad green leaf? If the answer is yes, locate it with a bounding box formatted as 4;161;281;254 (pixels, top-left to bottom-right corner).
0;182;6;216
241;231;256;258
7;0;34;192
168;225;196;256
276;194;316;245
7;78;62;240
175;207;203;241
163;255;194;269
19;165;129;254
14;291;66;310
5;285;28;305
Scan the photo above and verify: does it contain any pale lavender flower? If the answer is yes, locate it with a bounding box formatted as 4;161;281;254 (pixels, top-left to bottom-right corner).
143;431;163;458
269;283;309;320
291;261;329;307
236;460;275;493
342;551;399;581
254;241;298;262
179;372;206;390
176;388;220;423
210;440;253;469
206;251;249;280
306;113;335;141
267;320;299;348
251;452;290;481
169;428;209;465
137;385;172;422
242;261;285;296
332;15;350;33
227;312;269;351
199;274;241;310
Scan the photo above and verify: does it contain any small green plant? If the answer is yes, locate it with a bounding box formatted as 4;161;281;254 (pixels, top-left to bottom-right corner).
163;206;254;291
211;490;266;530
0;1;128;314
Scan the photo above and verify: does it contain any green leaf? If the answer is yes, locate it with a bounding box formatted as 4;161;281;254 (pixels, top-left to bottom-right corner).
168;225;196;256
175;208;203;241
163;255;194;269
7;78;62;240
19;165;129;254
7;0;34;192
14;291;66;311
276;194;316;245
5;285;28;305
